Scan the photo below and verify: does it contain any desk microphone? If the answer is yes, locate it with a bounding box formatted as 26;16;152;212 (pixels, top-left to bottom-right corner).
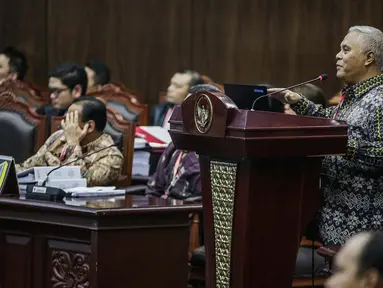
41;144;116;186
250;74;328;111
26;144;116;202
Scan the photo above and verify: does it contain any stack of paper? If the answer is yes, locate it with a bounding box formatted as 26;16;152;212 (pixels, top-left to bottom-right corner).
134;138;148;149
132;150;151;176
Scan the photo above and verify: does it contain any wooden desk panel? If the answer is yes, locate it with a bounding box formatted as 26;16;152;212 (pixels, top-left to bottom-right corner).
0;195;202;288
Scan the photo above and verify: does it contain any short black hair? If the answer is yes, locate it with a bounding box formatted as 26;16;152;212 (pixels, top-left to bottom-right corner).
49;62;88;95
358;231;383;277
188;84;221;94
1;46;28;80
72;96;107;132
85;61;111;86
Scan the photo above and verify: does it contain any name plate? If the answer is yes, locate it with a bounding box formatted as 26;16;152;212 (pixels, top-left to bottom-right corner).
32;186;47;194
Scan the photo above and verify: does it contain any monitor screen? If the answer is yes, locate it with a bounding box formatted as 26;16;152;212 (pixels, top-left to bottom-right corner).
224;83;284;112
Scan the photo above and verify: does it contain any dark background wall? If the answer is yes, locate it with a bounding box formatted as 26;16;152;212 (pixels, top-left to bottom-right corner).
1;0;382;108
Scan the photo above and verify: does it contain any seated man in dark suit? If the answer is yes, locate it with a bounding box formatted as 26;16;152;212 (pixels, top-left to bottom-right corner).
0;46;28;82
36;63;88;122
85;61;111;93
146;84;221;199
150;70;204;128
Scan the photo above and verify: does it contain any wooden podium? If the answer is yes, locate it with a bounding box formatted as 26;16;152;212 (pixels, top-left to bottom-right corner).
168;91;348;288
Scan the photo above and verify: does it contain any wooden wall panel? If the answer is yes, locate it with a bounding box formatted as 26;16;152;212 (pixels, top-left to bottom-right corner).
47;0;193;107
191;0;383;98
0;0;47;86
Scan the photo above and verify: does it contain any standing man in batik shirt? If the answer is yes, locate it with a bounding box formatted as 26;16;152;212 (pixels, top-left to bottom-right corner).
16;97;123;186
269;26;383;246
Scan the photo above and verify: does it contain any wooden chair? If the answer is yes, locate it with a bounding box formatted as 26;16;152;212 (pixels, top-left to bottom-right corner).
88;88;148;125
23;80;50;101
108;82;143;103
51;108;135;188
88;83;142;104
0;79;48;108
201;75;224;92
0;91;47;163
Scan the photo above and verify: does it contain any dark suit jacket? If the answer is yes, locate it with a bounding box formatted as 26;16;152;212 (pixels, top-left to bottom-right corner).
150;102;174;126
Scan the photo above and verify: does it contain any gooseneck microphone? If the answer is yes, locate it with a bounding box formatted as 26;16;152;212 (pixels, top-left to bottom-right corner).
250;74;328;110
41;144;116;186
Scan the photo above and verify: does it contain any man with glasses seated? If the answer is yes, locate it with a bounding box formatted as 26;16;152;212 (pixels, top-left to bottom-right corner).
36;63;88;131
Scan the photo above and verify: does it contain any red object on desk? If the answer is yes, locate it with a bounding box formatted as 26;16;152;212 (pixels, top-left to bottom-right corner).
135;127;165;144
135;126;171;148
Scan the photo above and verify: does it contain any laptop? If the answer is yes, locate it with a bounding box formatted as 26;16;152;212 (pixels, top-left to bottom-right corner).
224;83;284;112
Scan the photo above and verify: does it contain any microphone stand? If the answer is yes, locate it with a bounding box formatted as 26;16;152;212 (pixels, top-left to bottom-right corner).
251;74;328;111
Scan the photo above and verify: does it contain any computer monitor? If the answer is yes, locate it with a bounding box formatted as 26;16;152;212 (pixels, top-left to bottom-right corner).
224;83;284;112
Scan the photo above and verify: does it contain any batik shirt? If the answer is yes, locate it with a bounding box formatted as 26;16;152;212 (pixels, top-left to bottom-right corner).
291;73;383;245
145;142;201;199
16;130;124;186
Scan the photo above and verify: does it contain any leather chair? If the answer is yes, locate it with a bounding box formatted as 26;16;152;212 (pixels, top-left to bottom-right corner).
0;79;48;109
200;75;224;92
0;91;47;163
88;88;148;125
316;245;341;274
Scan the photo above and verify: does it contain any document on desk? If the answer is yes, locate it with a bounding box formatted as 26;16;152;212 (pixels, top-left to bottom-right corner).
65;186;126;198
135;126;171;148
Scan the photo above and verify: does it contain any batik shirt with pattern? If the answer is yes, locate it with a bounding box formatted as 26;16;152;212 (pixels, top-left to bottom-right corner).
16;130;124;187
291;73;383;245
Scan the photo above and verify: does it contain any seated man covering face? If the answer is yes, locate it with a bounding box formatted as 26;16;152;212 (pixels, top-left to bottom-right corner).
16;96;123;186
146;84;221;199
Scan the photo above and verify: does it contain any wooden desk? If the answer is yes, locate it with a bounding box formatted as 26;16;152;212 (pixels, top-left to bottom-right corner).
0;194;202;288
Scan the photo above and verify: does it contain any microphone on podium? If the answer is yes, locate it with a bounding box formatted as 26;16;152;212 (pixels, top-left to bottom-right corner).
250;74;328;111
26;144;117;202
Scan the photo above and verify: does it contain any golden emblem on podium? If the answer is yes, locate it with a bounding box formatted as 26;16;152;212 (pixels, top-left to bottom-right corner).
194;94;213;134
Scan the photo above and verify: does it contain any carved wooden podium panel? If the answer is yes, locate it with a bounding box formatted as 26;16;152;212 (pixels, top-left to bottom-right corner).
169;91;347;288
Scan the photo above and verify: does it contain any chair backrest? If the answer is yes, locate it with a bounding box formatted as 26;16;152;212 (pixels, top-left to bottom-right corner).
0;91;47;163
104;108;135;180
51;108;135;184
0;79;49;108
89;83;141;104
106;82;143;103
201;75;224;92
88;89;148;125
